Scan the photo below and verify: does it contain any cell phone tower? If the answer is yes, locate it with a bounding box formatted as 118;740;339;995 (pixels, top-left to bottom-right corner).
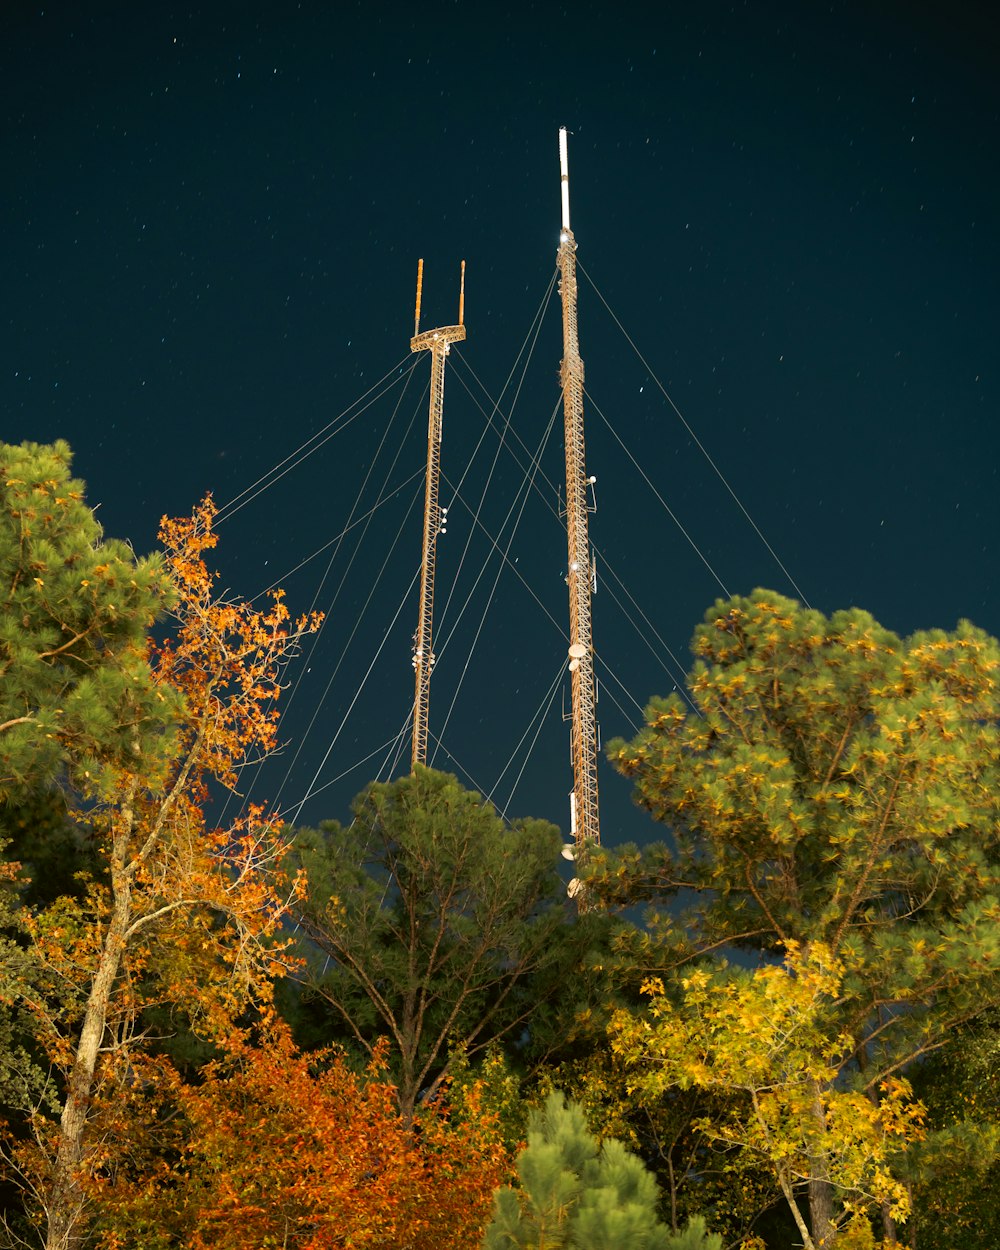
409;259;466;771
557;128;601;853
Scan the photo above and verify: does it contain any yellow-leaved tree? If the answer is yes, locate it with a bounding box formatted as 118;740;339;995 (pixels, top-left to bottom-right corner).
611;942;925;1249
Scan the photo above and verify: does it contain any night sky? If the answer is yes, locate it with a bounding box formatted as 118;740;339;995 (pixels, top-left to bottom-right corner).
4;1;998;847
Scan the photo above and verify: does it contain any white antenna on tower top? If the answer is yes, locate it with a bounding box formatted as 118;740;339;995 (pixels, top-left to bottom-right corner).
559;126;571;232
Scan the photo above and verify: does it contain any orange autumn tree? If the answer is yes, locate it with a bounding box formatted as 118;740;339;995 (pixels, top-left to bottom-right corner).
12;497;320;1250
89;1016;511;1250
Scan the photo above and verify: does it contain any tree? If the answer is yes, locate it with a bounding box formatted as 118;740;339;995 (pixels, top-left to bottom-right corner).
535;1032;788;1247
1;440;171;798
483;1090;720;1250
287;767;587;1120
87;1016;510;1250
1;438;173;1242
611;943;924;1249
595;590;1000;1245
6;489;319;1250
1;787;98;910
905;1010;1000;1248
0;844;52;1119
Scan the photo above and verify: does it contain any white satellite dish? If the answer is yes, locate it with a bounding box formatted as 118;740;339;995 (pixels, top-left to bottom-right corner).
568;643;586;659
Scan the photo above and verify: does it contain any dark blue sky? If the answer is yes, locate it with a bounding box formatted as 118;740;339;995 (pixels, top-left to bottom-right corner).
3;1;997;843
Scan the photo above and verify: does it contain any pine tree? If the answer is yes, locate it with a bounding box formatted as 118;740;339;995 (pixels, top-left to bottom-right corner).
287;768;590;1121
483;1091;721;1250
1;439;174;1242
1;440;173;798
906;1009;1000;1248
596;589;1000;1245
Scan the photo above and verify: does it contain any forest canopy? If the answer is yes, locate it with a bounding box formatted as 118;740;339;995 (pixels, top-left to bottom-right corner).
2;445;999;1250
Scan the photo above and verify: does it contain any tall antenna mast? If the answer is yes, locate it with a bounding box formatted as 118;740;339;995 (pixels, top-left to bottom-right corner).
409;259;466;771
557;127;601;850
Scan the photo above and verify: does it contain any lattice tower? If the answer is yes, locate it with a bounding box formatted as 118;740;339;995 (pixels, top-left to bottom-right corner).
409;260;466;771
557;129;601;850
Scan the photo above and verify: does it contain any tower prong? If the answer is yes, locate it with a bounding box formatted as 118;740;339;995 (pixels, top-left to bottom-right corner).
414;258;424;338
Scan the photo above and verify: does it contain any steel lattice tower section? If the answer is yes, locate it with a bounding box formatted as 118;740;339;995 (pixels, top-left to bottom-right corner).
409;259;466;771
556;128;601;850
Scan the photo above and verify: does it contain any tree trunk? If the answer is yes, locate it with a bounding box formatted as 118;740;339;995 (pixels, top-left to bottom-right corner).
398;1058;417;1126
882;1199;899;1245
905;1180;916;1249
750;1087;815;1250
398;1014;417;1126
44;897;129;1248
776;1166;816;1250
808;1079;837;1248
808;1176;837;1249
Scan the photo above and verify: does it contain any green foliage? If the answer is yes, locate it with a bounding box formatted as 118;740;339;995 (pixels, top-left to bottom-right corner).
0;440;176;800
597;589;1000;1243
447;1044;531;1157
906;1012;1000;1247
483;1090;721;1250
0;787;98;909
534;1044;784;1248
0;439;175;1139
601;589;1000;1054
0;841;53;1116
287;767;591;1118
657;1218;722;1250
0;838;56;1247
4;462;998;1250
